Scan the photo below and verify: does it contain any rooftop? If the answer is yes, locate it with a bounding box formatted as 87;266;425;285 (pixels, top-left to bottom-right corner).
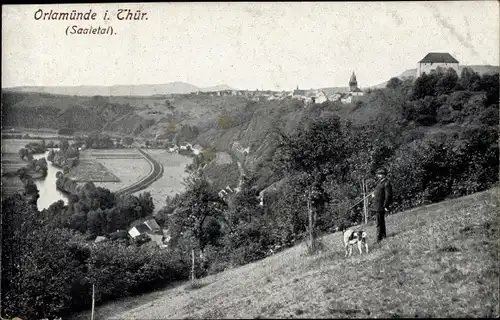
132;223;150;234
419;52;459;64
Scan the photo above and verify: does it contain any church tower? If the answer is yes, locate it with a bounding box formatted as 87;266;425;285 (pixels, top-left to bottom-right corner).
349;71;358;91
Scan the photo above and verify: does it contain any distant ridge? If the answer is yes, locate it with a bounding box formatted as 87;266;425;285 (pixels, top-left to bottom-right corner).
3;82;234;97
370;65;500;89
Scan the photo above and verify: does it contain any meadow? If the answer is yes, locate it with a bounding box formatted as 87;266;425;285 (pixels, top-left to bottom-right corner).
138;149;192;211
1;139;44;153
1;152;27;172
72;188;498;319
83;149;152;192
1;143;30;199
66;159;120;182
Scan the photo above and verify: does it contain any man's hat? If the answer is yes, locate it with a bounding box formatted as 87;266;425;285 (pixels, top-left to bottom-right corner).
376;168;387;175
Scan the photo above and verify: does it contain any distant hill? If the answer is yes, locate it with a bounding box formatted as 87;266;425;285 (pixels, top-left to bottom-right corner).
3;82;234;97
370;65;500;89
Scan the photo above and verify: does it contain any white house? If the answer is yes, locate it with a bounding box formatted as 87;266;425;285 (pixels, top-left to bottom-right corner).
191;144;202;155
128;218;161;238
314;90;328;104
327;93;342;102
417;52;459;77
341;95;353;104
144;218;160;232
128;223;151;238
168;145;179;153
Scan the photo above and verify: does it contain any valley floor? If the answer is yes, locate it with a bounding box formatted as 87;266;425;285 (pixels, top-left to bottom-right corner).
72;188;499;319
134;149;192;211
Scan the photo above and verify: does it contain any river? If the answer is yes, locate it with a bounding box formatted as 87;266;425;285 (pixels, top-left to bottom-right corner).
33;149;68;210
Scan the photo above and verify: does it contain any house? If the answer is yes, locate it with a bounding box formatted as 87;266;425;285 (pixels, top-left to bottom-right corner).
313;90;328;103
144;218;160;232
327;93;342;102
341;94;353;104
183;143;202;155
162;229;171;243
168;144;179;153
94;236;107;243
128;218;165;246
417;52;459;77
292;86;309;100
128;223;151;238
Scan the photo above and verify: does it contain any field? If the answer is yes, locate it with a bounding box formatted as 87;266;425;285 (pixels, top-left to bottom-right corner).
138;149;192;211
1;152;26;172
67;160;120;182
1;139;40;153
71;188;498;319
1;151;27;199
1;175;24;200
83;149;152;192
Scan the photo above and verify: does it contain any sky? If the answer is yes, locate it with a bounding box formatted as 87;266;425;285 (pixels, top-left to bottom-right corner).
2;2;499;90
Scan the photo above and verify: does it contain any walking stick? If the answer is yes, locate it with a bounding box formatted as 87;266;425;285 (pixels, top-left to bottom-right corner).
91;283;95;320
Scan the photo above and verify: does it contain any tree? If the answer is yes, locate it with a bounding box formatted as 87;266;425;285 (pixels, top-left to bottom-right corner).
274;115;351;253
137;192;154;217
436;68;458;95
18;148;28;161
47;149;56;162
412;72;439;100
170;174;227;279
87;209;107;237
479;73;500;106
123;136;134;146
386;77;403;89
60;139;70;152
1;193;89;320
459;67;481;91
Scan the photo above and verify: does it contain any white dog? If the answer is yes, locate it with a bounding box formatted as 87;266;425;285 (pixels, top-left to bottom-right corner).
341;227;369;257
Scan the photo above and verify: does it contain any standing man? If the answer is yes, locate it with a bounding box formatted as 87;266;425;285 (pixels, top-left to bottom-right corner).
371;167;393;242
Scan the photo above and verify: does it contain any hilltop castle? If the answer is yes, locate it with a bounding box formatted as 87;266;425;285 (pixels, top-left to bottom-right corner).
417;52;459;77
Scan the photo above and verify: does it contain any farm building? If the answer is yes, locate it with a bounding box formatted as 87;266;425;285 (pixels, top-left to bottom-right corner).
128;223;151;238
128;218;165;246
144;218;160;231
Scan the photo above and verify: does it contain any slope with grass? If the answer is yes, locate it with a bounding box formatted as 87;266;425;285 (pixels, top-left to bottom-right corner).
73;187;499;319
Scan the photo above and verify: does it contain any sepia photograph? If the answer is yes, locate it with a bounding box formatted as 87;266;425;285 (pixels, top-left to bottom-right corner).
1;2;499;319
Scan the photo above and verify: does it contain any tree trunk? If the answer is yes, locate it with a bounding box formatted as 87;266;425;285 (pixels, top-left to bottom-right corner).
307;190;316;253
191;248;195;282
362;179;368;224
91;283;95;320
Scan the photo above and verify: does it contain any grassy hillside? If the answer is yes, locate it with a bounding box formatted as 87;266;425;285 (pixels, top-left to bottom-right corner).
71;187;499;319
